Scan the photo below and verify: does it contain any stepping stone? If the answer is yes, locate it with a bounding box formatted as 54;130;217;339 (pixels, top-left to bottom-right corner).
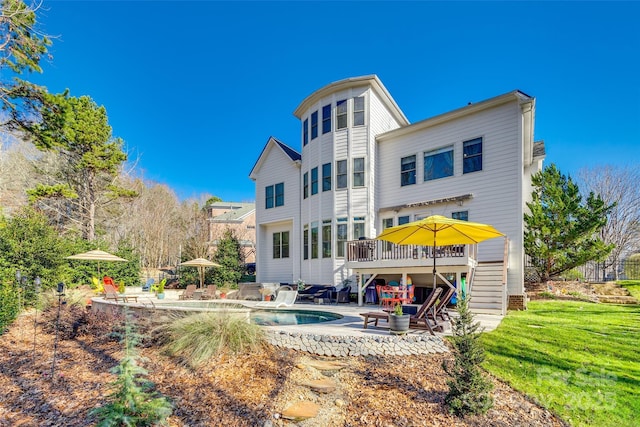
301;378;337;393
305;359;348;371
281;401;320;421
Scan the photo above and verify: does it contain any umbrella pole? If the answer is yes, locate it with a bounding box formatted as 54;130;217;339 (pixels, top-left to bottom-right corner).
433;231;437;289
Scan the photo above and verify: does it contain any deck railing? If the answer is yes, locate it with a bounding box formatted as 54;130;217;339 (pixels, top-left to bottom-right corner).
345;239;470;263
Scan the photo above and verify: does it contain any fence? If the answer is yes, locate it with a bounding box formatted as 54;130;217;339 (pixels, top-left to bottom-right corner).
525;257;640;283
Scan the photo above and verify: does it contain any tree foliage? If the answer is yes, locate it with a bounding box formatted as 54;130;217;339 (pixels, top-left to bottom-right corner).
24;93;133;241
212;229;244;287
524;164;614;282
443;297;493;416
0;0;52;130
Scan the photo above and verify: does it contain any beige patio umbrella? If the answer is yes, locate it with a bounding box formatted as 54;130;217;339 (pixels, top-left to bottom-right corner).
375;215;504;289
179;258;221;289
66;249;128;277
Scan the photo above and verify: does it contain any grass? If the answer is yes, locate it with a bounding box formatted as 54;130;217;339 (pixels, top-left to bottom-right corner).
617;280;640;299
481;300;640;427
162;311;264;369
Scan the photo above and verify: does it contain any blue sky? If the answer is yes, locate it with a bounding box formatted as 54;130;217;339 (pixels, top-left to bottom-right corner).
29;1;639;202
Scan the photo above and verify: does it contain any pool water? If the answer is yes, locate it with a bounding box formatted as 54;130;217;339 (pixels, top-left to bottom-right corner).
154;301;342;326
251;309;342;326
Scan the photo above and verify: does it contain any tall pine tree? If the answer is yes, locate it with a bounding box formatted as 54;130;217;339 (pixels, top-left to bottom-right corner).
524;164;614;282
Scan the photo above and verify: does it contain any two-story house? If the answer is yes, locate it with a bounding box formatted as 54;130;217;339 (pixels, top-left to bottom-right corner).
249;75;544;314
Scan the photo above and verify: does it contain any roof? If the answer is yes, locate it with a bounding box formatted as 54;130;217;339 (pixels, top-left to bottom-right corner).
293;75;409;126
249;136;301;180
377;90;535;142
209;202;255;222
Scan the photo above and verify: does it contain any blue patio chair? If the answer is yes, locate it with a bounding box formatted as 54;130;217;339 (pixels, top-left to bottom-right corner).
142;278;154;292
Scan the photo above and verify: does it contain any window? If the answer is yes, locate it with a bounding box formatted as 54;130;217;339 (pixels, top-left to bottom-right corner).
336;218;347;258
322;104;331;134
265;185;274;209
382;218;394;250
398;215;410;225
401;155;416;186
336;99;347;129
272;231;289;258
311;110;318;140
303;225;309;260
424;145;454;181
303;118;308;146
322;220;331;258
311;167;318;195
463;137;482;174
353;216;365;240
452;211;469;221
336;160;347;189
266;183;283;209
353;157;365;187
275;182;284;207
353;96;365;126
322;163;331;191
303;172;308;199
311;221;319;259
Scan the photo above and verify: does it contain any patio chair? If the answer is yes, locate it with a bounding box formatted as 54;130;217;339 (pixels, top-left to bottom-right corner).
103;284;138;303
103;276;115;287
256;290;298;308
431;286;455;322
179;284;197;300
142;278;154;292
199;284;217;300
360;287;443;335
335;285;351;303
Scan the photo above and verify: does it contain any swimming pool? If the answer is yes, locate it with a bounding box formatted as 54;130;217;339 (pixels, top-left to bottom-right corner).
153;301;342;326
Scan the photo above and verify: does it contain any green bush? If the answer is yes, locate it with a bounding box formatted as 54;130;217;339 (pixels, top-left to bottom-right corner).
0;282;20;333
163;311;264;369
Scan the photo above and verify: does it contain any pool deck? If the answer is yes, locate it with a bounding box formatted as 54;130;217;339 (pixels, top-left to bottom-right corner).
96;288;504;356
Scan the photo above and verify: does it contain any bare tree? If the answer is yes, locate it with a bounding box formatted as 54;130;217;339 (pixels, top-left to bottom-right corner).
578;165;640;279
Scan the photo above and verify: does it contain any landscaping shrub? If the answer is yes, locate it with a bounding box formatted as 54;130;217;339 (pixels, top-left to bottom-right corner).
443;297;493;416
162;311;264;369
0;282;20;334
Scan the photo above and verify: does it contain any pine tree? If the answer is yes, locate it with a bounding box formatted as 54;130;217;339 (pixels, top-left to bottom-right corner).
524;164;614;282
442;297;493;416
90;314;172;426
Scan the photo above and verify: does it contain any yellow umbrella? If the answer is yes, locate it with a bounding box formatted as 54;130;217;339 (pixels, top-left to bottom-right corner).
179;258;221;289
375;215;504;288
66;249;128;277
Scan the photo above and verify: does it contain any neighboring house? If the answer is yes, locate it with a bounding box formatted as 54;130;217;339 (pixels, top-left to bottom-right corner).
207;202;256;263
249;75;544;314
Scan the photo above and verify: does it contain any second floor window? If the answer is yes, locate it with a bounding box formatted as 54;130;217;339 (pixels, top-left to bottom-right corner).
275;183;284;207
303;118;308;146
311;111;318;140
265;183;284;209
303;172;308;199
353;96;365;126
463;137;483;174
336;218;347;258
336;159;347;189
322;163;332;191
401;155;416;186
353;157;365;187
311;167;318;195
336;99;347;129
452;211;469;221
424;145;454;181
353;216;365;240
322;104;331;134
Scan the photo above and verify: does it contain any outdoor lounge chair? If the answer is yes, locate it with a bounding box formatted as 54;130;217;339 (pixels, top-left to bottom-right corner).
296;284;334;302
199;284;217;300
360;287;443;335
256;290;298;308
179;284;197;300
103;284;138;303
431;286;455;322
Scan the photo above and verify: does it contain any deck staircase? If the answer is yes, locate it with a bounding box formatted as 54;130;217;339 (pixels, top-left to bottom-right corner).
468;261;506;315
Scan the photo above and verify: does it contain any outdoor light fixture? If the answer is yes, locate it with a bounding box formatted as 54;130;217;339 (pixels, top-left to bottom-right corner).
51;282;66;380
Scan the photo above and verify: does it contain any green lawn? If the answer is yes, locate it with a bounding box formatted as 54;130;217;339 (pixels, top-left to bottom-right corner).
618;280;640;299
481;300;640;426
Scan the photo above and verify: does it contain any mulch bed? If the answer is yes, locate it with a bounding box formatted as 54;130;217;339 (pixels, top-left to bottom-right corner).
0;304;567;427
